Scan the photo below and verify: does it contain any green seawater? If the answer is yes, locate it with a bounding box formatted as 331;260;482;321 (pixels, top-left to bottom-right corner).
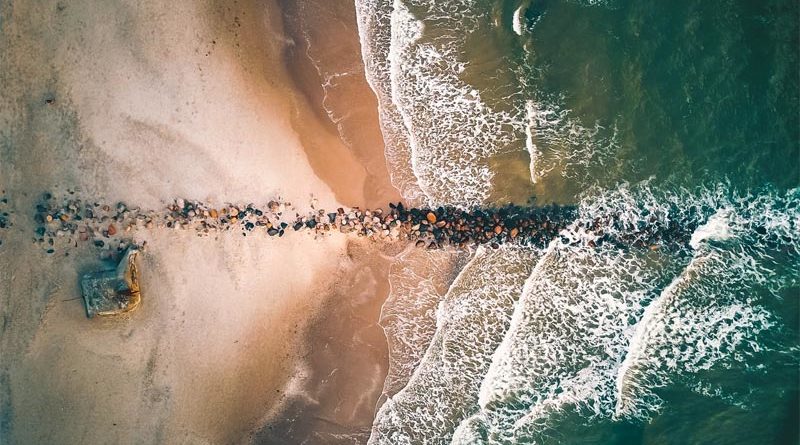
455;0;799;205
503;2;798;443
520;0;799;202
486;1;799;443
362;1;799;443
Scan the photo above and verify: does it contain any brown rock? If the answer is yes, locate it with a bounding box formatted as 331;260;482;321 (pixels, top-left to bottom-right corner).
494;225;502;235
510;228;519;238
107;224;117;236
209;209;218;218
426;212;437;224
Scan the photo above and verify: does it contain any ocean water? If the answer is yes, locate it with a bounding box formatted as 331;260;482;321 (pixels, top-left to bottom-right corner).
355;0;799;443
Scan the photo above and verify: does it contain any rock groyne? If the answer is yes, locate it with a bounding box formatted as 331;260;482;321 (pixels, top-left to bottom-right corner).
28;192;697;259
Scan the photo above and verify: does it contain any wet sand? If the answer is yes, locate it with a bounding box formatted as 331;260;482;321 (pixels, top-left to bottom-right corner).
250;0;404;442
251;241;401;444
278;0;402;210
0;0;398;444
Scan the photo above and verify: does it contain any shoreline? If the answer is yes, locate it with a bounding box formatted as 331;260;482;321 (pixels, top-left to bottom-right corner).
278;0;402;210
252;0;403;442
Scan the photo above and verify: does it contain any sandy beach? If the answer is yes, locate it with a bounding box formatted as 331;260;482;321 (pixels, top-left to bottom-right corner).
4;1;797;444
0;0;397;443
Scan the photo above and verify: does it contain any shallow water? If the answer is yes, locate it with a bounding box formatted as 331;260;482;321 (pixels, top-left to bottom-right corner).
356;0;799;443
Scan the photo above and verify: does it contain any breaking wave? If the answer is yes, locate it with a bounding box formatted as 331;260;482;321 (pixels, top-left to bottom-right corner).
357;0;623;206
369;183;798;444
387;0;525;206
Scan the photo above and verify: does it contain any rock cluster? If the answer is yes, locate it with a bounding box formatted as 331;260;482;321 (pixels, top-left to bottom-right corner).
0;191;10;248
369;202;577;249
33;193;585;256
33;192;143;257
34;191;702;260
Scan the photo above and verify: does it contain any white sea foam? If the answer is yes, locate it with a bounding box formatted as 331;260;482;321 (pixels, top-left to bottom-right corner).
512;5;526;36
524;100;540;184
359;0;618;204
456;186;798;443
567;0;617;7
368;184;798;444
612;248;784;419
354;0;799;441
524;95;621;187
614;191;800;420
387;0;529;207
369;245;540;444
377;247;471;402
689;208;732;249
463;234;684;442
355;0;426;203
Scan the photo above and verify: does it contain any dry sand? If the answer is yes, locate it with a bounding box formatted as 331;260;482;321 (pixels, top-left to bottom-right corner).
0;0;398;443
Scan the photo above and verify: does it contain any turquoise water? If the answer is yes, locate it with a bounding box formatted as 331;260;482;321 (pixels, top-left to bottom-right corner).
355;0;799;443
520;0;799;202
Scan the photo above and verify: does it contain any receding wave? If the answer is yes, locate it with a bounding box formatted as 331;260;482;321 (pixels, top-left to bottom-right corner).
378;247;471;402
355;0;426;204
370;245;541;444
